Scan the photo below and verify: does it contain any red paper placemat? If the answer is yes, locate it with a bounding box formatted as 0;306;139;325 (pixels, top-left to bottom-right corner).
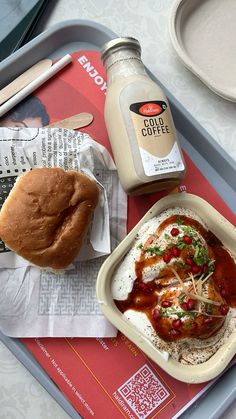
21;51;235;418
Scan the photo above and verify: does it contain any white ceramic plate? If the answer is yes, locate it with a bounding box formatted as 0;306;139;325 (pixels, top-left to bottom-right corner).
169;0;236;102
96;193;236;383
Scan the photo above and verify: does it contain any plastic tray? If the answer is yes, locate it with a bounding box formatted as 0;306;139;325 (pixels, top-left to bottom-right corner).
0;19;236;418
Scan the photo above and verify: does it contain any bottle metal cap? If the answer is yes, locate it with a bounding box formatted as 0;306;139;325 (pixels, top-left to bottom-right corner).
101;37;141;62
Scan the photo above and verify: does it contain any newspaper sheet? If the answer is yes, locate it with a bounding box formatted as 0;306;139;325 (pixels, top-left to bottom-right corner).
0;127;127;337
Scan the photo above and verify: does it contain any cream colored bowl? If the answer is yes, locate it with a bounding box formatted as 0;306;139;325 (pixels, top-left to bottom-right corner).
96;193;236;383
169;0;236;102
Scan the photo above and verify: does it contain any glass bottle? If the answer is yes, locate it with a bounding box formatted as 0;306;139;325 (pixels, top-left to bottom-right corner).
101;37;186;195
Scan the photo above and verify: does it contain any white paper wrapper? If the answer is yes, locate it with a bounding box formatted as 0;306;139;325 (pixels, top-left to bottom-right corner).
0;127;127;337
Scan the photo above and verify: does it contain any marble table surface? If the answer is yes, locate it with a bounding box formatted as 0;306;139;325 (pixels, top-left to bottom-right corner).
0;0;236;418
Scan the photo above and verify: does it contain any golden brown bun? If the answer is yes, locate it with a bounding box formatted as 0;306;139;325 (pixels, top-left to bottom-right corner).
0;168;99;269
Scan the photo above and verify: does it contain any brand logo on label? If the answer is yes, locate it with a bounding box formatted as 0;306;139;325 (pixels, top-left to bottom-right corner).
139;103;163;116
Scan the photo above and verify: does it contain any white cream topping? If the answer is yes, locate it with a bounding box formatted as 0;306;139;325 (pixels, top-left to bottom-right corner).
124;310;169;361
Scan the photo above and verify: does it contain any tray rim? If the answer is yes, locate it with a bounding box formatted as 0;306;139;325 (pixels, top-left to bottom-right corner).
169;0;236;102
96;192;236;384
0;18;116;73
0;17;235;416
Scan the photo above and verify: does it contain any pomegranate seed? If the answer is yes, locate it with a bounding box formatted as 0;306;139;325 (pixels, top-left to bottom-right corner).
201;264;208;273
171;247;181;257
171;227;179;237
191;264;200;274
138;282;149;291
163;251;172;263
203;316;213;324
185;257;193;266
187;298;196;310
153;308;161;320
161;300;172;308
181;302;188;311
172;319;182;329
191;322;198;331
220;304;229;316
183;235;192;245
220;287;226;297
170;328;181;337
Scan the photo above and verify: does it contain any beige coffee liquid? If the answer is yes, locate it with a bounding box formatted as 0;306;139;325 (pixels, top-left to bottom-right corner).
102;38;186;195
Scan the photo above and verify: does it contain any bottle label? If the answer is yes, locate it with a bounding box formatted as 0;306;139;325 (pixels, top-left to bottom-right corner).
130;101;184;176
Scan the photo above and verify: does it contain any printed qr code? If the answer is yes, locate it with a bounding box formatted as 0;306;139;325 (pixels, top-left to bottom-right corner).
115;364;170;419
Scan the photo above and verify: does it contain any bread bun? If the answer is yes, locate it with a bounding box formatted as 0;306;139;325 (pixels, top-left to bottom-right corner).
0;168;99;269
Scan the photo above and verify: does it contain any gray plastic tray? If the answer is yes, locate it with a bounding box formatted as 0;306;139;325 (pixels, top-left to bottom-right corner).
0;19;235;419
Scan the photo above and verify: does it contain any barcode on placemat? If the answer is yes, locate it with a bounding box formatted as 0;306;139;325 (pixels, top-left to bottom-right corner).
0;176;17;252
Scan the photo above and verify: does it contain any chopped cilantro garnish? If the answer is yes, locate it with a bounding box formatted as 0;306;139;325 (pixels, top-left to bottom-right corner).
176;239;186;249
188;311;197;320
175;261;187;269
185;324;191;330
178;293;186;305
182;226;195;236
206;303;213;314
143;245;163;256
160;307;194;319
185;324;193;330
176;216;184;225
160;307;182;317
193;245;208;266
194;245;200;258
208;259;215;272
